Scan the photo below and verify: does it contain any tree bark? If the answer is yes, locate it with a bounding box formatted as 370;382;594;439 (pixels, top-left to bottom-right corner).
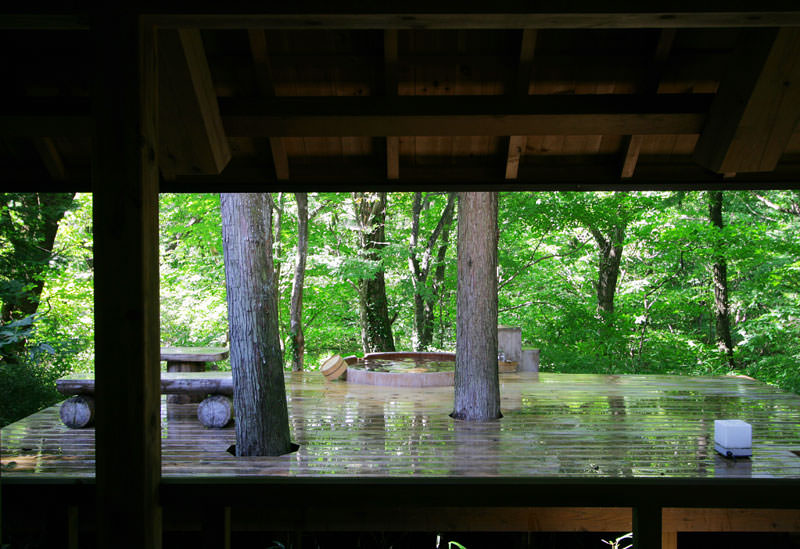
453;192;501;422
353;192;395;353
590;223;626;319
221;193;291;456
0;192;75;323
409;192;456;351
290;192;308;371
709;190;735;368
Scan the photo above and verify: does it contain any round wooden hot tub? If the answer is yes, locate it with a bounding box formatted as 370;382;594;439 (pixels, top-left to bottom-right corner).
344;352;456;388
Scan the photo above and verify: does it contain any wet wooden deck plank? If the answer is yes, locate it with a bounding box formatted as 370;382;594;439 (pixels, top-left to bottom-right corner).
4;373;800;479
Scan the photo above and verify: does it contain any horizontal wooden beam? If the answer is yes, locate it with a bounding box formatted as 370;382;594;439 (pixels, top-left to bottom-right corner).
5;3;800;30
663;508;800;533
221;94;712;137
149;9;800;30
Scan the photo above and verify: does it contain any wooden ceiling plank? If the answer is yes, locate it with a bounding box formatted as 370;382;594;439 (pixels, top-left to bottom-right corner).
159;28;231;178
248;29;290;180
385;29;399;180
505;29;537;180
33;137;67;180
694;28;800;174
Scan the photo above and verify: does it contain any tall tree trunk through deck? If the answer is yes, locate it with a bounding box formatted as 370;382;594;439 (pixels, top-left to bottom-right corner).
221;193;291;456
590;223;626;320
353;192;395;353
409;192;456;351
290;192;308;371
709;190;735;368
453;192;501;422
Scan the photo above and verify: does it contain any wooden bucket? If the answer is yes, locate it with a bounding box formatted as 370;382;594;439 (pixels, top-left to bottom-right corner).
321;354;347;381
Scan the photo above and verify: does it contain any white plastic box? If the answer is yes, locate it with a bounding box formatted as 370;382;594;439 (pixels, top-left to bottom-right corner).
714;419;752;458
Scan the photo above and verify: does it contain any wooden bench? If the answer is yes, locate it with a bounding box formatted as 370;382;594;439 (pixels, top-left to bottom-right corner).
160;346;229;404
56;372;234;429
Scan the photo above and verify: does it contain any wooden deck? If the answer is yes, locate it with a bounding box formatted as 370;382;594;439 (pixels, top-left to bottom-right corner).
4;372;800;480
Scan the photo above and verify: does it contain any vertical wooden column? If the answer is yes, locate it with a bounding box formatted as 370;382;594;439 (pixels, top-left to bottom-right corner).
633;505;662;549
92;11;161;549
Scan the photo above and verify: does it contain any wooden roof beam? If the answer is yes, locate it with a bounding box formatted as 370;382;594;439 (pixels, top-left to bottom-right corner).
159;28;230;179
6;4;800;30
385;30;399;180
221;94;712;137
505;29;537;181
248;29;290;181
33;137;66;180
694;28;800;174
144;5;800;30
621;29;675;179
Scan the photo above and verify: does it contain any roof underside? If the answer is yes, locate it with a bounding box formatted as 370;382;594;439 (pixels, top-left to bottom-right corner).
3;3;800;192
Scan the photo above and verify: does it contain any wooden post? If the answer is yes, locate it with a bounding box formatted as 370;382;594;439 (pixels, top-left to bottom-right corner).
92;11;161;549
633;505;662;549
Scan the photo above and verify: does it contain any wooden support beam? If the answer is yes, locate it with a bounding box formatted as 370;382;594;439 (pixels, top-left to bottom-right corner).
0;98;91;136
385;29;399;180
633;505;662;549
505;29;537;180
147;6;800;30
159;28;230;179
621;29;675;179
33;137;66;180
91;12;161;549
248;29;290;181
620;135;643;179
663;508;800;533
222;94;711;137
694;28;800;173
504;135;527;180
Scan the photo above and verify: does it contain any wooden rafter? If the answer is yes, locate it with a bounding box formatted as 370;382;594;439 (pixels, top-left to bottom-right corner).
221;94;711;137
248;29;290;181
505;29;537;180
620;29;675;179
694;27;800;174
159;28;231;179
33;137;66;180
384;29;399;180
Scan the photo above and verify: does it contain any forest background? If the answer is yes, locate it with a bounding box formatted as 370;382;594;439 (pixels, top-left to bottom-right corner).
2;190;800;427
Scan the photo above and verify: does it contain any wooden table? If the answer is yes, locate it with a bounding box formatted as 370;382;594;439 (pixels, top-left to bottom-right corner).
160;346;229;403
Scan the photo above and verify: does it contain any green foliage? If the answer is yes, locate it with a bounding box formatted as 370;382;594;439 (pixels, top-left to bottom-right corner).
8;189;800;428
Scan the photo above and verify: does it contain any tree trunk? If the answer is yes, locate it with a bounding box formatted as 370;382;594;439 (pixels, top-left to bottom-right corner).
220;193;291;456
353;192;395;353
709;190;735;368
290;192;308;371
453;192;501;422
590;223;626;319
409;192;456;351
0;192;75;323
